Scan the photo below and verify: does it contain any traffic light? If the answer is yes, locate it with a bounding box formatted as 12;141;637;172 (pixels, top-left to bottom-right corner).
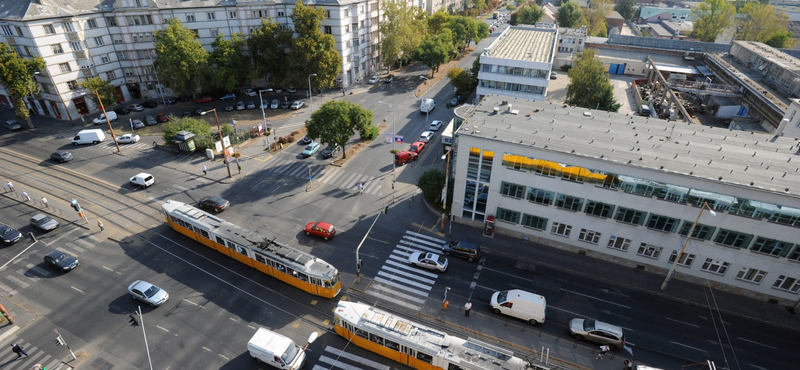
71;200;81;212
54;337;65;346
129;314;139;327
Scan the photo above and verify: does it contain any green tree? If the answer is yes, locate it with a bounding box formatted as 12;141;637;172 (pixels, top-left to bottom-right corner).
153;18;208;97
614;0;636;20
380;0;428;70
446;67;477;98
506;3;516;11
207;33;254;93
736;2;793;47
446;16;489;51
470;0;489;15
766;30;796;49
0;43;45;128
416;169;446;207
416;34;455;76
288;1;341;91
305;100;373;159
691;0;736;42
80;77;116;112
584;0;614;37
511;4;545;25
556;1;583;28
161;116;230;150
565;49;621;112
428;10;452;34
248;18;292;87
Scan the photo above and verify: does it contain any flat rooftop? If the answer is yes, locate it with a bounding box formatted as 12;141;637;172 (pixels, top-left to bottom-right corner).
486;26;556;63
734;41;800;73
461;96;800;201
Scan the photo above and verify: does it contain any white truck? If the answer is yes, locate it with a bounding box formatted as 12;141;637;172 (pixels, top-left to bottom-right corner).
490;289;547;324
72;129;106;145
420;98;435;113
247;328;307;369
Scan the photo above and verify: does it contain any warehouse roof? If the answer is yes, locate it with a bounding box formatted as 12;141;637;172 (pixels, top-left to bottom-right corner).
484;26;556;64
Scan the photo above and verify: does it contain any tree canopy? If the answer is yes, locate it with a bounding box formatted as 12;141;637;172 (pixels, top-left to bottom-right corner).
510;4;545;25
691;0;736;42
736;2;795;48
446;67;477;98
565;49;621;112
207;33;254;93
556;1;583;28
0;43;45;127
380;0;428;69
162;116;232;151
416;34;455;76
153;18;208;97
305;100;374;159
287;0;341;91
248;18;292;87
583;0;614;37
80;77;116;110
614;0;636;20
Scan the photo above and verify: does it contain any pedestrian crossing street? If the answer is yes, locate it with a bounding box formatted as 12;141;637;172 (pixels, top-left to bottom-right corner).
0;335;71;370
365;231;445;311
314;345;389;370
264;158;383;195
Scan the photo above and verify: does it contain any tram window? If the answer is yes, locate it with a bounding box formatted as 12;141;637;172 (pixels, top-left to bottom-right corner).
449;364;465;370
276;264;286;272
255;253;267;264
296;272;308;282
176;219;185;227
200;230;209;239
369;333;384;345
215;236;225;245
416;352;433;364
324;280;332;288
288;268;297;276
355;328;369;339
401;346;414;356
225;241;236;250
236;245;247;255
385;339;400;351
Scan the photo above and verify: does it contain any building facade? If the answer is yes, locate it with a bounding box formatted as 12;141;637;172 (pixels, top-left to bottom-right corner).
0;0;383;122
450;96;800;304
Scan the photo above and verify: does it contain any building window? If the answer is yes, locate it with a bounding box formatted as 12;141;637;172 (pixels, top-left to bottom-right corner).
87;19;98;29
67;80;79;90
106;17;117;26
522;214;547;230
550;222;572;237
133;35;138;42
678;221;715;240
106;70;116;79
607;235;630;251
94;37;103;46
526;187;553;205
637;243;662;259
700;258;730;275
584;200;614;218
500;182;524;199
117;51;128;60
70;41;83;51
668;251;695;267
345;24;350;33
101;55;110;63
186;14;196;22
63;22;75;32
59;63;71;72
714;229;753;249
278;11;285;17
614;207;646;226
750;237;793;257
772;275;800;293
1;25;12;36
43;24;55;34
211;29;219;37
788;246;800;262
51;44;64;54
466;147;480;180
646;214;680;233
555;194;583;211
578;229;601;244
229;11;237;19
15;26;23;37
124;67;134;76
496;208;520;224
736;267;767;284
324;26;332;34
207;12;216;20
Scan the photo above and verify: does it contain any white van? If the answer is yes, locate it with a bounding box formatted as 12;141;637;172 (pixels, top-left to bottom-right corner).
490;289;546;324
93;111;118;125
129;173;155;188
247;328;306;370
72;129;106;145
420;98;435;113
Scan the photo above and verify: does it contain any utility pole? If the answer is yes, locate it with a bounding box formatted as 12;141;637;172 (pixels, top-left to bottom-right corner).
53;328;77;360
130;306;154;370
94;90;122;153
205;109;232;178
355;213;381;284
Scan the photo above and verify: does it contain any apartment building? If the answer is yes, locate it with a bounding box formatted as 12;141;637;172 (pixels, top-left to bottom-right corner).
0;0;382;121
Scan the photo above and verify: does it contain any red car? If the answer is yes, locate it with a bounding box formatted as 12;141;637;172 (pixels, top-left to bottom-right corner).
157;113;169;122
410;141;426;154
304;221;336;240
195;96;212;103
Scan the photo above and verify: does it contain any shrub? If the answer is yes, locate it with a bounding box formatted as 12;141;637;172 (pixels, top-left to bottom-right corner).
363;125;379;140
560;64;572;72
416;169;446;206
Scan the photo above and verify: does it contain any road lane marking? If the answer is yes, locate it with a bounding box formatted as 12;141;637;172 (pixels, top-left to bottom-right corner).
670;341;705;352
664;317;700;328
561;288;631;309
483;267;538;285
737;337;776;349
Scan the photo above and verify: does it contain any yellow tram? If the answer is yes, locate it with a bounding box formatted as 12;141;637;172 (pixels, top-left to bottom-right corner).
162;200;341;298
334;301;534;370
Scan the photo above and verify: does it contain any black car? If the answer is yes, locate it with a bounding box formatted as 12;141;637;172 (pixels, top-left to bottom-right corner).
321;144;341;158
163;97;176;105
385;75;394;83
300;136;312;145
224;105;234;112
181;110;192;117
280;100;291;109
198;196;230;213
194;108;206;116
142;100;158;108
0;224;22;245
50;150;73;163
43;251;79;272
177;95;190;102
113;107;131;115
441;240;481;262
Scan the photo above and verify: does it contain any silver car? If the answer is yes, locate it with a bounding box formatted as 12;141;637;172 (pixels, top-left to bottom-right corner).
128;280;170;307
568;318;626;349
408;252;448;272
30;214;59;231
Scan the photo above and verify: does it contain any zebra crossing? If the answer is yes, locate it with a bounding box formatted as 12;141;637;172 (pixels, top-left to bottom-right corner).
100;140;152;151
0;336;71;370
265;158;383;195
365;231;446;311
313;345;389;370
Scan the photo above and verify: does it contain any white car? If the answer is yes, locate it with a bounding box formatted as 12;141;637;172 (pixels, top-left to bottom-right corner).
260;101;270;109
291;100;305;110
117;134;140;144
128;280;170;307
419;131;435;143
130;172;155;188
408;252;448;272
429;120;443;131
237;101;246;110
287;86;297;93
368;75;380;84
243;88;257;97
127;104;145;112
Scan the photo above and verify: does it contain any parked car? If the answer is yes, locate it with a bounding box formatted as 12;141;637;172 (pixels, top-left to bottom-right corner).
177;95;191;102
0;224;22;245
287;86;297;93
300;136;312;145
385;75;394;83
198;196;230;213
274;87;283;94
569;319;626;349
163;97;176;105
93;111;118;124
394;151;417;165
30;214;59;231
237;101;246;110
270;99;280;109
130;172;155;188
280;100;291;109
368;75;380;84
291;101;305;110
419;131;435;143
304;221;336;240
410;141;425;154
550;72;558;80
441;240;480;261
195;96;213;103
302;142;321;157
117;134;140;144
113;107;130;115
50;150;73;163
130;119;145;129
142;100;158;108
182;110;192;118
3;120;22;130
44;251;79;272
246;101;256;110
145;115;157;126
449;97;459;107
220;93;236;101
157;113;170;123
224;105;234;112
243;88;257;97
128;280;170;307
194;108;206;116
408;252;448;272
430;120;443;131
128;104;145;112
321;144;341;158
258;100;269;109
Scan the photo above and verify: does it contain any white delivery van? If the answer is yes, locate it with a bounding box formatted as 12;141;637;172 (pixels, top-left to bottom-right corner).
129;173;155;188
93;111;118;125
490;289;546;324
247;328;306;370
72;129;106;145
420;98;435;113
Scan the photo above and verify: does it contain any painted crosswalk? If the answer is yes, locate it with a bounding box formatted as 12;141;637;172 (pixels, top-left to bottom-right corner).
313;345;389;370
0;336;71;370
365;231;447;310
265;158;383;195
100;140;152;151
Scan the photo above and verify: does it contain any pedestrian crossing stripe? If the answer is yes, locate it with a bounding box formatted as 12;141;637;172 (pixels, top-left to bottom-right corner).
1;337;67;370
316;346;390;370
264;158;382;194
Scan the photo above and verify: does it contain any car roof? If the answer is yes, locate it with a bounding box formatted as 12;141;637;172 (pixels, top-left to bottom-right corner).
592;320;623;336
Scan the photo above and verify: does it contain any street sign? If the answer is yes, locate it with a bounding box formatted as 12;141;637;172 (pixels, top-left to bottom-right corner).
215;141;223;152
394;135;404;143
223;136;231;147
386;133;392;143
308;176;313;181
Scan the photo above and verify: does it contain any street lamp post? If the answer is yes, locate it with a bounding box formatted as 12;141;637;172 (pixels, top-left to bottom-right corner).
258;89;271;135
378;101;396;204
152;66;166;105
660;201;716;291
420;75;431;126
204;108;232;178
356;213;381;284
308;74;318;114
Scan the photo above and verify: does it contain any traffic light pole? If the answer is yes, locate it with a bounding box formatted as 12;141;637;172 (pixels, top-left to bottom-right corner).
131;306;154;370
71;199;89;224
53;328;76;360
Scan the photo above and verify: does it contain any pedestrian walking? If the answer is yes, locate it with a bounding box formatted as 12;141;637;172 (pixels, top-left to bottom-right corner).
202;165;207;176
464;301;472;317
596;345;610;359
6;180;14;192
80;115;85;124
342;89;346;97
21;191;30;201
237;163;242;174
97;220;104;231
622;359;634;370
152;140;157;149
41;197;48;208
357;182;364;194
10;343;28;358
